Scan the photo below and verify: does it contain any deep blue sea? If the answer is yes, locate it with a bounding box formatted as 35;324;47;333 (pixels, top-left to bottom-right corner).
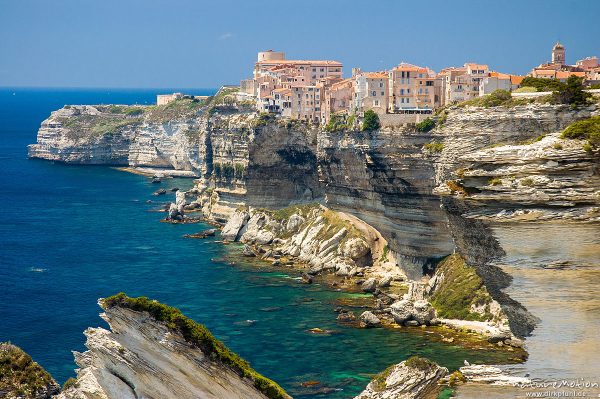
0;88;509;398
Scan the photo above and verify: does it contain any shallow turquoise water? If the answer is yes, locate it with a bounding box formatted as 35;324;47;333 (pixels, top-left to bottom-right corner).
0;88;509;398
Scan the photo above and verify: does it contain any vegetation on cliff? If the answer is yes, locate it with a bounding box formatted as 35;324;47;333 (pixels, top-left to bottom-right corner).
361;110;381;131
0;342;59;398
561;115;600;151
430;255;493;321
101;293;289;399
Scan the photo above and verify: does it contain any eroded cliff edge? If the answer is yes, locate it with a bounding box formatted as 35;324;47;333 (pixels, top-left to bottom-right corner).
57;294;289;399
29;96;600;340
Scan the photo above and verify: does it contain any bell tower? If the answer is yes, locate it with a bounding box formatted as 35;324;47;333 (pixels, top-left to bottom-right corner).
552;42;565;65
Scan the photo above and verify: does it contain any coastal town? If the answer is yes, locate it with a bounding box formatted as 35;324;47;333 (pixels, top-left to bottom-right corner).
158;43;600;126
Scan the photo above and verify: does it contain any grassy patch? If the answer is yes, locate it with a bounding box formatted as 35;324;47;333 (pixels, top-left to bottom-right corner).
315;209;361;243
63;377;78;390
561;116;600;151
518;134;546;145
101;294;289;399
489;177;503;186
379;244;390;263
270;203;320;221
405;356;437;371
446;180;468;195
430;254;493;321
424;141;444;153
416;118;436;132
371;364;395;392
520;178;534;187
146;98;206;123
0;343;57;398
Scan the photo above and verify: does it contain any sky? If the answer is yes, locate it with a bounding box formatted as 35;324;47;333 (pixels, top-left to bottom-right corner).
1;0;599;89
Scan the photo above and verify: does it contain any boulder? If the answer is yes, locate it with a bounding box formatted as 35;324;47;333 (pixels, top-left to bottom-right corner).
342;237;370;260
390;300;414;324
242;245;256;257
301;273;313;284
412;300;435;325
221;211;249;241
167;203;183;221
359;311;381;328
378;275;393;288
337;311;356;322
286;214;305;232
354;357;448;399
153;188;167;196
361;278;377;293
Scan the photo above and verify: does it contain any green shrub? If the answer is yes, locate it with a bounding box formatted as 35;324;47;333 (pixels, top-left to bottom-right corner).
489;177;503;186
424;141;444;153
252;112;276;128
520;178;534;187
551;76;591;105
404;356;436;371
415;118;436;132
430;254;493;321
63;377;78;390
0;343;56;397
325;113;348;132
459;89;513;108
520;76;566;92
361;110;381;131
561;116;600;151
101;294;289;399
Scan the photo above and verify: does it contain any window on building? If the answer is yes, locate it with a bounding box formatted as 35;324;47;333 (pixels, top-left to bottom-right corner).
379;82;383;88
312;68;316;72
320;68;324;72
381;92;384;96
372;91;376;96
374;100;380;106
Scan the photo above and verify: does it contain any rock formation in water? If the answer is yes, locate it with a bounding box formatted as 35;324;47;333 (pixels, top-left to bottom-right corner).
354;356;448;399
0;342;60;399
56;293;289;399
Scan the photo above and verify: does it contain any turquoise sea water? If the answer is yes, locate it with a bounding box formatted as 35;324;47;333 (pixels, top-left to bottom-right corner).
0;88;509;398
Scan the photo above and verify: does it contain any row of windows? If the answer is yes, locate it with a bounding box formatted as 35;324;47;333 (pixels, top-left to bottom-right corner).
371;91;385;96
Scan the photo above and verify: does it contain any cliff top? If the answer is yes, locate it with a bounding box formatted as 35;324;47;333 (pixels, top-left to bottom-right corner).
101;293;290;399
0;342;60;398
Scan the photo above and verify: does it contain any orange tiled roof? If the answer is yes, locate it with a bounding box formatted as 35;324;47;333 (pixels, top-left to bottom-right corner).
257;59;342;66
393;62;427;72
510;75;525;85
465;63;489;70
364;72;388;79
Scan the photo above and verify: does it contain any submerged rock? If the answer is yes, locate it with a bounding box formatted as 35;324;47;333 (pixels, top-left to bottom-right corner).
359;311;381;328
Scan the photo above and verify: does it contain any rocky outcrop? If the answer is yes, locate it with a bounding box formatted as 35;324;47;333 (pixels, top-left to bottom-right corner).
220;204;405;283
0;342;60;399
354;357;448;399
28;103;206;172
57;294;289;399
432;104;599;222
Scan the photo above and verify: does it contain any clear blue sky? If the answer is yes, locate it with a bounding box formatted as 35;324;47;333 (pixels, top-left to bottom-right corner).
1;0;599;89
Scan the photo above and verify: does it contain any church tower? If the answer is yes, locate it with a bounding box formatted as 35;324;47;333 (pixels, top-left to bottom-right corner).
552;42;566;65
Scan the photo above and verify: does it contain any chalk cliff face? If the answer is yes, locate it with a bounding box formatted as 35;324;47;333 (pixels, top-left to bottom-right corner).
29;100;600;338
28;103;206;172
57;296;287;399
